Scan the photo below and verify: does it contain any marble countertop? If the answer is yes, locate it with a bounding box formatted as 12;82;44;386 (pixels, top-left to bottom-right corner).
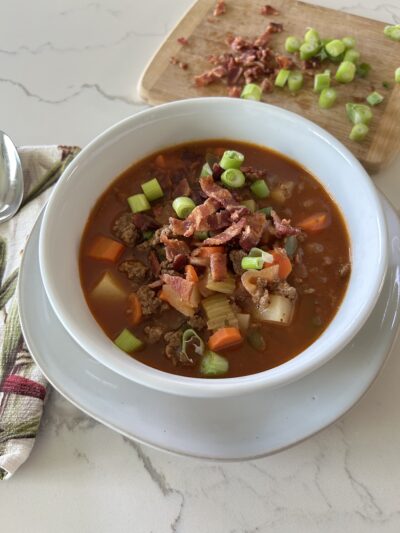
2;0;400;531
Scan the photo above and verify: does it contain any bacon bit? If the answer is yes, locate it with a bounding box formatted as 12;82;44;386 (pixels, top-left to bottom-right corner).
148;250;161;277
132;213;158;230
161;274;194;301
177;37;189;46
261;78;273;93
213;0;226;16
210;253;228;281
271;210;301;239
276;55;295;69
160;234;190;262
239;212;267;251
202;218;246;246
266;22;283;34
260;5;280;16
228;85;242;97
170;56;188;70
173;178;191;198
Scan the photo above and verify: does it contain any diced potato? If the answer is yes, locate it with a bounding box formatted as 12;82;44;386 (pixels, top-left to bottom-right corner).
270;181;295;204
253;294;295;325
91;272;126;301
237;313;251;333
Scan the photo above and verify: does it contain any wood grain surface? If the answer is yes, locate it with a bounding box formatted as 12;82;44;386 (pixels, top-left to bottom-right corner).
138;0;400;173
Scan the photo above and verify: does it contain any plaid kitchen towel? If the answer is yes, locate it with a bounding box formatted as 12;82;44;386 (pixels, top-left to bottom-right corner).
0;144;80;480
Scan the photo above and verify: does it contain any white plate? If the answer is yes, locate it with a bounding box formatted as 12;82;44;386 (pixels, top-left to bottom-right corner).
19;196;400;461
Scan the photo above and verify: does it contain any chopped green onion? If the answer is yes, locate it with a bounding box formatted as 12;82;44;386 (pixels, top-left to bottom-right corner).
325;39;346;59
349;123;369;142
200;162;213;178
344;49;360;64
219;150;244;170
395;68;400;83
172;196;196;218
316;47;329;62
335;61;356;83
319;87;337;109
240;83;262;101
285;36;301;53
275;68;290;88
384;24;400;41
128;193;151;213
314;71;330;93
114;329;143;353
342;36;356;49
250;179;270;199
258;206;272;216
242;199;257;213
241;256;264;270
304;28;320;44
221;168;245;188
247;327;266;352
300;41;321;60
200;350;229;376
346;103;373;125
249;247;274;263
143;230;154;240
182;329;205;359
382;81;391;89
288;71;304;92
366;91;384;106
194;231;209;241
356;62;371;78
141;178;164;201
285;235;298;258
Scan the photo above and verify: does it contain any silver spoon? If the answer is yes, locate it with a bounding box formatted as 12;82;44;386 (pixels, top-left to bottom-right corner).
0;131;23;223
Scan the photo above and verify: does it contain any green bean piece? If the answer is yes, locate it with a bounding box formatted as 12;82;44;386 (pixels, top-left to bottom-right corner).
247;327;266;352
335;61;356;83
285;235;298;258
325;39;346;59
142;230;154;240
285;35;301;53
314;71;330;93
356;62;371;78
319;88;337;109
344;49;360;64
258;206;272;217
366;91;384;106
384;24;400;41
349;123;369;142
346;103;373;125
395;68;400;83
288;71;304;92
342;36;356;49
240;83;262;101
275;68;290;88
300;41;321;60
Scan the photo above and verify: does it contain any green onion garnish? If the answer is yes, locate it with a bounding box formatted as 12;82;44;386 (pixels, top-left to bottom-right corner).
319;87;337;109
219;150;244;170
384;24;400;41
200;162;213;178
249;247;274;263
366;91;384;106
200;350;229;377
182;329;205;358
299;41;321;60
141;178;164;201
128;193;151;213
304;28;320;44
221;168;246;188
143;230;154;240
349;123;369;142
284;235;298;258
240;83;262;101
356;62;371;78
250;179;270;199
172;196;196;218
258;206;272;217
275;68;290;88
241;256;264;270
194;231;209;241
288;71;304;92
242;199;257;213
335;61;356;83
346;103;373;125
342;36;356;49
114;329;143;353
325;39;346;59
285;35;301;53
395;68;400;83
344;49;360;64
314;71;330;93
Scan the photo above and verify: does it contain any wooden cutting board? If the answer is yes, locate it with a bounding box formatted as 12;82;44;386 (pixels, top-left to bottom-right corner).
138;0;400;173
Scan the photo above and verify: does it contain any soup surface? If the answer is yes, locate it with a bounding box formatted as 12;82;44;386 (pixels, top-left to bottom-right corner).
80;140;351;378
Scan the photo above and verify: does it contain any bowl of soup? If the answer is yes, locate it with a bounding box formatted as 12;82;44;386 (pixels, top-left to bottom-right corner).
39;97;387;397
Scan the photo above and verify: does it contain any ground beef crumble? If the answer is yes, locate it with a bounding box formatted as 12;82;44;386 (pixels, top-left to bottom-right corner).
112;212;139;246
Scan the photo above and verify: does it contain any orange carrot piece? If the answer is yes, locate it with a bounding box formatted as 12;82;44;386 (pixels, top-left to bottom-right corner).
198;246;225;257
185;264;199;283
87;235;125;262
297;212;330;232
155;154;166;168
271;250;292;279
128;293;142;326
208;327;243;351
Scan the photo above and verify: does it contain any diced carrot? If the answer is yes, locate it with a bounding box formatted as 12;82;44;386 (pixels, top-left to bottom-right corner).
87;235;125;262
208;327;243;351
198;246;225;257
297;212;330;232
128;293;142;326
185;264;199;283
271;250;292;279
155;154;166;168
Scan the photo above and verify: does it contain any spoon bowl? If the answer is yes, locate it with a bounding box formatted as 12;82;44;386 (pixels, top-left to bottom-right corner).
0;131;23;223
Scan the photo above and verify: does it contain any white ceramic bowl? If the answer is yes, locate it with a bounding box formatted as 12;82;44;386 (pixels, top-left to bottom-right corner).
39;98;387;398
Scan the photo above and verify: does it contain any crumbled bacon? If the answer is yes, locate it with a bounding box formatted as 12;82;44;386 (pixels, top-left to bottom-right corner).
160;234;190;262
227;85;242;97
148;250;161;277
169;198;221;237
276;55;295;69
242;166;268;181
173;178;191;198
210;253;228;281
213;0;226;16
132;213;159;230
170;56;188;70
203;218;246;245
266;22;283;33
200;176;239;209
162;274;194;301
271;210;301;238
177;37;189;46
260;5;280;16
172;254;189;271
239;212;267;251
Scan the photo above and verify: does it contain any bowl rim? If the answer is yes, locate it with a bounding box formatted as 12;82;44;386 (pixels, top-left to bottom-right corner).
39;97;388;398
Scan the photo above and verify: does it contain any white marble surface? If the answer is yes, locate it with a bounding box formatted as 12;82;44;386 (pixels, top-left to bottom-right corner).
2;0;400;531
